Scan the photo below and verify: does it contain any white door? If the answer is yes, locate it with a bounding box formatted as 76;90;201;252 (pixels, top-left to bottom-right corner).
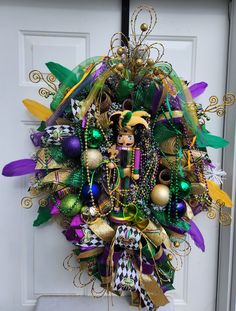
0;1;229;311
130;0;229;311
0;1;121;310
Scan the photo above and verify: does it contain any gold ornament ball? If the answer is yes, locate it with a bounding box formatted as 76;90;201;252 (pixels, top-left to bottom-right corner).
147;58;155;66
116;63;124;71
83;149;103;169
174;241;180;248
167;254;173;261
117;47;124;56
140;23;148;32
136;58;143;67
150;184;170;206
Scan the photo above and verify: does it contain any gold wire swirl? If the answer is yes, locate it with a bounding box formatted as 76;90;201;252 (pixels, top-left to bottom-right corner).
165;250;183;272
130;5;157;46
21;197;33;209
207;200;232;225
207;207;217;219
38;198;48;207
29;70;58;98
63;253;79;272
91;282;107;298
108;5;165;76
73;270;95;288
203;94;236;116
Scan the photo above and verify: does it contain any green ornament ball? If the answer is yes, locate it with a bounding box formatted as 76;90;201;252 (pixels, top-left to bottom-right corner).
178;179;191;198
59;194;82;216
87;127;103;148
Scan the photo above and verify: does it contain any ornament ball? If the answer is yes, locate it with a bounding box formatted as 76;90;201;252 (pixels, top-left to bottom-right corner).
171;199;187;218
87;127;103;148
62;136;81;158
140;23;148;31
82;149;103;169
116;63;124;71
59;194;82;216
82;182;101;201
151;184;170;206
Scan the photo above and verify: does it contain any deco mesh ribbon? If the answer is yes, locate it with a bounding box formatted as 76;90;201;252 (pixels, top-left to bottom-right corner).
2;5;234;310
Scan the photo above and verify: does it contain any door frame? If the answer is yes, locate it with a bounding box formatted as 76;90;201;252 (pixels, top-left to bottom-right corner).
217;1;236;311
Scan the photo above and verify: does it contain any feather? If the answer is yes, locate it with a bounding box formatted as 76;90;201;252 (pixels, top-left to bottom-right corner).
46;62;78;86
189;82;208;98
2;159;36;176
207;180;233;207
23;99;52;121
196;125;229;149
188;220;205;252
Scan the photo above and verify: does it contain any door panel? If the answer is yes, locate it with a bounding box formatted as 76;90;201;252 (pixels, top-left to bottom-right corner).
130;1;229;311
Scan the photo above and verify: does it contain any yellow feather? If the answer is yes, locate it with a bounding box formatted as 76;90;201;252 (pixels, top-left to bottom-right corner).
207;180;233;208
22;99;52;121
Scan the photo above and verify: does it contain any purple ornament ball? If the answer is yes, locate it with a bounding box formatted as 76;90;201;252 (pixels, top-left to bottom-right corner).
62;136;81;158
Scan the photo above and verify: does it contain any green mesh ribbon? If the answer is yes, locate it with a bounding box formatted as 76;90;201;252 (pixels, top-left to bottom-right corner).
152;210;190;232
48;146;68;164
65;169;85;188
116;79;134;102
48;56;103;111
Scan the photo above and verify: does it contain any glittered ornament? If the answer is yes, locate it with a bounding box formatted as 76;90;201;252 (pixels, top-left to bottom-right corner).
178;179;191;198
171;199;187;218
87;127;103;148
82;149;103;169
81;182;101;201
150;184;170;206
62;136;81;158
59;194;82;216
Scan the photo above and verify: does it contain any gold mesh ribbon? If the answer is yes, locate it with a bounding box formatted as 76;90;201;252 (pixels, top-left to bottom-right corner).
89;218;115;242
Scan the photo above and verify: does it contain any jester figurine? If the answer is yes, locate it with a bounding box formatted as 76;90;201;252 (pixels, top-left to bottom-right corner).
108;110;150;212
2;5;234;311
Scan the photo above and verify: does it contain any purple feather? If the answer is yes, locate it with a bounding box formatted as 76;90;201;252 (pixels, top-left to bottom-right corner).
2;159;36;177
189;82;208;98
188;220;205;252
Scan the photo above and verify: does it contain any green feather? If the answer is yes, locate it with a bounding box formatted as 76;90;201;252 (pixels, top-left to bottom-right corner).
196;125;229;149
46;62;78;86
33;206;52;227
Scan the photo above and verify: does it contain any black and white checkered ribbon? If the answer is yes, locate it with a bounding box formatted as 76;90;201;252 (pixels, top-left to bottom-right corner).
71;99;96;120
113;225;155;310
42;125;75;145
74;224;104;248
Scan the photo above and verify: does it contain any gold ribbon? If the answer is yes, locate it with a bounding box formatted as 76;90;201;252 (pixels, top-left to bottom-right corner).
89;218;115;242
76;247;104;259
137;220;171;249
141;274;169;307
42;168;72;184
36;148;67;170
157;110;183;121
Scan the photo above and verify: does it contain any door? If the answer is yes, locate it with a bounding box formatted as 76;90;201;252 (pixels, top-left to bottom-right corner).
130;0;229;311
0;1;121;310
0;0;229;311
